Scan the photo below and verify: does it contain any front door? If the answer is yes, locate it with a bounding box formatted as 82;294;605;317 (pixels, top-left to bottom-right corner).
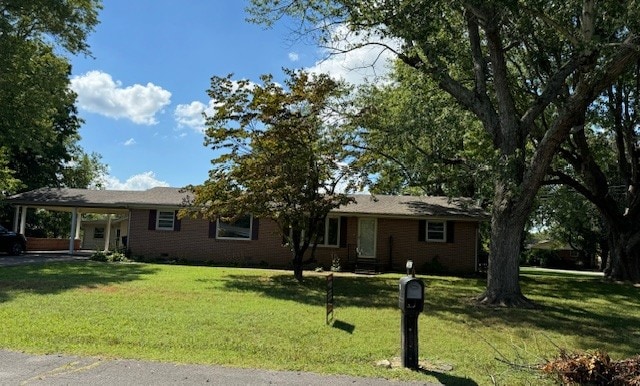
358;218;377;258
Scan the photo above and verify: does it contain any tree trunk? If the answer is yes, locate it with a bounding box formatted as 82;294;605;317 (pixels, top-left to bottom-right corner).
606;226;640;282
292;251;304;282
477;184;534;307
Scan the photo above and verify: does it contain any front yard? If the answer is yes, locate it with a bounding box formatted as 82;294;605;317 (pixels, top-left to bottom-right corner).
0;262;637;385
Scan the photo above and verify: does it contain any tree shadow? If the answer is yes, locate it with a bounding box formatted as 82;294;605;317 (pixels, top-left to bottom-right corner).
221;270;640;356
427;273;640;355
221;273;399;309
0;261;159;303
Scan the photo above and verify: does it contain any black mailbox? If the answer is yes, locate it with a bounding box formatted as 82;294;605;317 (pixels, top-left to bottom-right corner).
399;276;424;313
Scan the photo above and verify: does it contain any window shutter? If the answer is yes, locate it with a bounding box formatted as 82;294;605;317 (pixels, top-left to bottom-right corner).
208;220;217;238
251;217;259;240
173;211;181;231
148;210;157;230
339;217;348;248
446;221;455;243
418;220;426;242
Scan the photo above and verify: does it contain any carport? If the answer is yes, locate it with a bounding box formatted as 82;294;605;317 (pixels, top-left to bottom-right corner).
8;188;135;255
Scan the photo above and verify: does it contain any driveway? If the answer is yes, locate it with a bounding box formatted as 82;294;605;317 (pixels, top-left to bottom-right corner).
0;252;90;266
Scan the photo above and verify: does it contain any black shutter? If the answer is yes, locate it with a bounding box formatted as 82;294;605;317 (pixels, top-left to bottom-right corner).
418;220;426;242
209;220;217;238
446;221;455;243
251;217;260;240
174;211;181;231
148;210;157;230
339;217;348;248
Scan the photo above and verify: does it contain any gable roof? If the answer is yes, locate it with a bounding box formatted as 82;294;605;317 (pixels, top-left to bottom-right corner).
336;194;487;220
8;187;487;220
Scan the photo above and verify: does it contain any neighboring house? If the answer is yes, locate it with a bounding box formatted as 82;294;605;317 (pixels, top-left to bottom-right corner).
526;239;592;269
8;187;488;274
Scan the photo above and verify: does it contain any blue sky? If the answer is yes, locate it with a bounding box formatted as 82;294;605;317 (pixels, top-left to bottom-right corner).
69;0;395;190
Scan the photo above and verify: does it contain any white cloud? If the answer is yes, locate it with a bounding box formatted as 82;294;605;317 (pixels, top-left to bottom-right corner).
174;100;213;133
307;25;401;86
288;52;300;62
71;71;172;125
100;171;169;191
123;138;136;146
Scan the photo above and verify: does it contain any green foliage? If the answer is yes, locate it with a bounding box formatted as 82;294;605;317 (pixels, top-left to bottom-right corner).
90;250;129;263
0;0;102;55
184;70;359;279
0;0;102;192
351;61;493;198
61;151;108;189
0;148;22;196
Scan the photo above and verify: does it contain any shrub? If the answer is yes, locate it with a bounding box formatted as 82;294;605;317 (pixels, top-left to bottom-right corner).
90;250;130;263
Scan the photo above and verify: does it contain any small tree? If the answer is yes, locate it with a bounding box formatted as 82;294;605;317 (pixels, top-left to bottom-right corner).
183;70;355;281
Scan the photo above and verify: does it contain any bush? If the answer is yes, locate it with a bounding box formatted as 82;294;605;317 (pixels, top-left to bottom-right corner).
90;250;130;263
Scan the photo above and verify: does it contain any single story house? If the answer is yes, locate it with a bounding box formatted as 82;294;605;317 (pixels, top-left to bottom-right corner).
8;187;487;274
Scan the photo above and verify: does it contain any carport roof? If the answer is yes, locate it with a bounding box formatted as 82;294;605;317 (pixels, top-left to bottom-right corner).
8;187;192;212
9;187;487;220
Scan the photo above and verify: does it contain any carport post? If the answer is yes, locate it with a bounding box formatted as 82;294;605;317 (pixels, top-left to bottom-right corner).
13;206;20;232
69;208;78;255
103;214;112;252
19;206;27;235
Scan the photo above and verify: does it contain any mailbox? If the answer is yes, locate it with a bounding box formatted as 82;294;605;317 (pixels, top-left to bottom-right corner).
398;276;424;313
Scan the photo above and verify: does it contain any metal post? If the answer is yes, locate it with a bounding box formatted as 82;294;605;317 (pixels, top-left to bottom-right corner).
401;311;419;369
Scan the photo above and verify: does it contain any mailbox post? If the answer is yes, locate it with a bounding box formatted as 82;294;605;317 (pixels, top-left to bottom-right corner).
398;260;424;370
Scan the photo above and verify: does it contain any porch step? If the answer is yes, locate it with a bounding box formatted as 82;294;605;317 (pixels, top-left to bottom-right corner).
355;258;378;275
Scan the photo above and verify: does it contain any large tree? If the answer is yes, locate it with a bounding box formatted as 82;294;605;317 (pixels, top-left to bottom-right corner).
549;63;640;281
351;61;493;199
0;0;101;193
0;0;102;230
183;71;356;281
248;0;640;305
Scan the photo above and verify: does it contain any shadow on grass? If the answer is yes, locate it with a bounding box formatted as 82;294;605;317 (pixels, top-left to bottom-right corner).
427;273;640;356
0;261;159;303
331;319;356;334
222;270;640;357
417;369;479;386
222;273;399;309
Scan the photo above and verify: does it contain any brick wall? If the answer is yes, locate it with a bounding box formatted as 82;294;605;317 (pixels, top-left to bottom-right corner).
128;209;479;273
27;237;81;251
128;209;291;267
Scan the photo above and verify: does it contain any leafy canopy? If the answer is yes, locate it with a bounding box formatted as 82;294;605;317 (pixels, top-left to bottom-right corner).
184;70;356;249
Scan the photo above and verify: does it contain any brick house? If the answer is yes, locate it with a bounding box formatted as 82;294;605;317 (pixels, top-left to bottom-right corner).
9;187;487;274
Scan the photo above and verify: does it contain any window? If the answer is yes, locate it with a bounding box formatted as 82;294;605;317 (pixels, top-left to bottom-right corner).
290;217;340;247
217;214;252;240
426;221;446;242
156;211;175;231
321;217;340;247
93;227;105;239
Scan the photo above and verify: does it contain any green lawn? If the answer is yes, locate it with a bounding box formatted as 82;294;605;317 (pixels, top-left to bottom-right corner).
0;262;637;385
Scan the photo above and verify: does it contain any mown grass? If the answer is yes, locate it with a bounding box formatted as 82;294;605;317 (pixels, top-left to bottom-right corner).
0;262;638;385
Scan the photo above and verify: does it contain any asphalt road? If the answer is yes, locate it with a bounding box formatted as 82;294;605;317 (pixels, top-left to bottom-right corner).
0;350;439;386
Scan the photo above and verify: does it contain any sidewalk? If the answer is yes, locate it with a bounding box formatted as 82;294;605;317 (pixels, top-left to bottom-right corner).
0;350;439;385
